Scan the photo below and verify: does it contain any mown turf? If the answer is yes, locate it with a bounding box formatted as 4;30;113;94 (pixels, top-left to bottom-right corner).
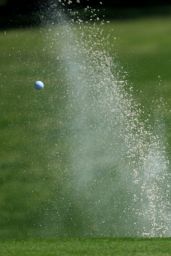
1;238;171;256
0;16;171;238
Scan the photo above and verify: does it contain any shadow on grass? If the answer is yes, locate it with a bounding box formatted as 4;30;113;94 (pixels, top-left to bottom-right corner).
0;5;171;30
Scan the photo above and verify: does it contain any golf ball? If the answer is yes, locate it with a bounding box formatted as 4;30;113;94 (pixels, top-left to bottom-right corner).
35;81;44;90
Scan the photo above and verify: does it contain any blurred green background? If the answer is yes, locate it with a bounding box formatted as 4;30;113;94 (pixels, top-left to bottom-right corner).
0;2;171;239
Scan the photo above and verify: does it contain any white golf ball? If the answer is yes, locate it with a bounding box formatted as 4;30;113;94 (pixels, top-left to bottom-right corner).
35;81;44;90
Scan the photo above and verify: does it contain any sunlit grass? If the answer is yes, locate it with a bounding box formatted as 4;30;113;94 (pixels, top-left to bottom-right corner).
1;238;171;256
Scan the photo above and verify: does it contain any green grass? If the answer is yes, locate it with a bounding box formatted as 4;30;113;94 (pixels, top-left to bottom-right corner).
0;27;68;237
106;17;171;104
1;238;171;256
0;16;171;238
108;17;171;151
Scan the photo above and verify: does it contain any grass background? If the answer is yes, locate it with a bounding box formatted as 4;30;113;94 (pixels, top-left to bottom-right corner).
0;13;171;246
1;238;171;255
